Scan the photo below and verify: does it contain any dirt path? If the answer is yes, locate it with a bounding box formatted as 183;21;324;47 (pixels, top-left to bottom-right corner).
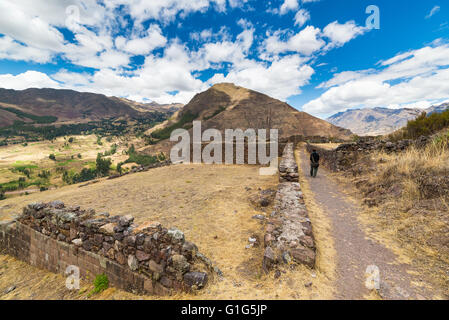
296;146;433;300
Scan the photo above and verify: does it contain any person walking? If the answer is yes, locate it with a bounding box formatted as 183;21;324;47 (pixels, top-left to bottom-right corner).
310;149;320;178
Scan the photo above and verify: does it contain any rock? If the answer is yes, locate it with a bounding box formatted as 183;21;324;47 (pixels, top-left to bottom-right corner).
167;228;185;243
124;235;136;247
136;250;150;262
305;281;313;288
4;285;16;294
290;247;316;268
274;270;281;279
148;260;164;274
49;200;65;209
184;272;208;289
99;223;116;235
72;238;83;246
171;254;190;273
128;255;138;271
262;247;276;272
119;215;134;227
182;241;198;259
282;252;292;264
116;252;126;265
106;248;115;260
252;214;265;221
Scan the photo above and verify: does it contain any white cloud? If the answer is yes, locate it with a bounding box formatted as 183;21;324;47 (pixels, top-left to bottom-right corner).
303;44;449;116
280;0;299;15
0;0;370;106
116;24;167;55
264;26;325;56
207;55;314;100
0;1;65;52
425;5;440;19
0;36;54;63
0;71;60;90
323;21;366;48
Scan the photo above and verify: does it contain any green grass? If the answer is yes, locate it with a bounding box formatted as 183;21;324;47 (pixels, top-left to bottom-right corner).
57;159;76;166
0;106;57;124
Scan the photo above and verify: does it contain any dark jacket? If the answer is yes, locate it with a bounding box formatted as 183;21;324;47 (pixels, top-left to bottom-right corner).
310;152;320;167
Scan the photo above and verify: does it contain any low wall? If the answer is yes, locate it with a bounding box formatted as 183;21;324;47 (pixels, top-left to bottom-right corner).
278;143;299;182
306;137;425;172
0;202;212;295
263;143;316;272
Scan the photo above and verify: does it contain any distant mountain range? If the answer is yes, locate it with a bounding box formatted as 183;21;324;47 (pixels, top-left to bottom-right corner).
0;88;179;128
327;103;449;136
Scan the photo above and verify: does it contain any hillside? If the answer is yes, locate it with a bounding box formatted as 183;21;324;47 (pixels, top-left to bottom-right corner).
0;88;159;128
149;83;352;141
327;103;449;136
113;97;183;114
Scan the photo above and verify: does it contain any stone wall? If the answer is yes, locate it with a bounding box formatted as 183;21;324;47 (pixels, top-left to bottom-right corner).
306;137;428;172
278;143;299;183
0;201;212;295
263;143;316;272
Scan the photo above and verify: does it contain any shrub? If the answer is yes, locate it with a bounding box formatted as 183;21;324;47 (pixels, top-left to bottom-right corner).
96;154;112;177
68;137;74;143
49;154;56;161
90;274;109;296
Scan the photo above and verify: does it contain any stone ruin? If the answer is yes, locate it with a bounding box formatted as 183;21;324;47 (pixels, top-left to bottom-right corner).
263;143;316;272
0;201;213;295
279;143;299;183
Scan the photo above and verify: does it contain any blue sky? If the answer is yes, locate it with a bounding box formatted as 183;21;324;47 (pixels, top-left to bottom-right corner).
0;0;448;119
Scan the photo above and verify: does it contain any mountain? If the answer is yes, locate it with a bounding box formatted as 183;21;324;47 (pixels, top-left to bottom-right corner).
327;107;422;136
148;83;352;140
327;103;449;136
0;88;165;128
113;97;183;114
427;102;449;115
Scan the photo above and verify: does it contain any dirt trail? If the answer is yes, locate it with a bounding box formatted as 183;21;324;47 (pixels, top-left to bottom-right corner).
296;146;434;300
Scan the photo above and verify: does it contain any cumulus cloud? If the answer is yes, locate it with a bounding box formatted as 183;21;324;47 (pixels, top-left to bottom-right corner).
0;71;60;90
323;21;367;49
207;55;314;100
303;44;449;116
280;0;299;15
0;0;369;105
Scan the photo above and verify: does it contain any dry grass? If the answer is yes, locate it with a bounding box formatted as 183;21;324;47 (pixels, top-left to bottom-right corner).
0;163;335;300
332;138;449;298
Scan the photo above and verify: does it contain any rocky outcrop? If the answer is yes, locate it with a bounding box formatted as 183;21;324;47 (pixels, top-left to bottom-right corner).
263;143;316;272
1;201;212;295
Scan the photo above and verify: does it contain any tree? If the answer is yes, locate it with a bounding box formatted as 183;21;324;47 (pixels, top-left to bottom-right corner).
96;153;112;177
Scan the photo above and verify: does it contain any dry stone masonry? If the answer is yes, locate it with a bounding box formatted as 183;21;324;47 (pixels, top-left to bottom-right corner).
0;201;212;295
263;143;316;272
279;143;299;183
